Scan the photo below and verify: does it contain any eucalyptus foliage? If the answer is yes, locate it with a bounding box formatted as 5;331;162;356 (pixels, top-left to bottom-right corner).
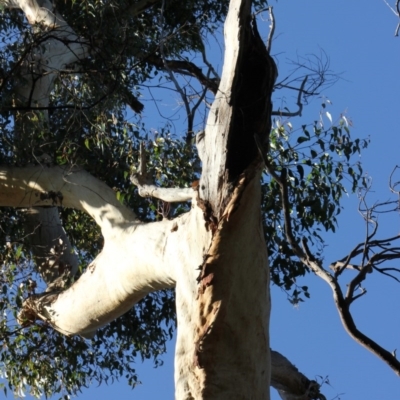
264;118;368;303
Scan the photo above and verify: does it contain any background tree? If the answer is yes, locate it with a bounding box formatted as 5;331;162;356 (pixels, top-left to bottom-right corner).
0;0;399;399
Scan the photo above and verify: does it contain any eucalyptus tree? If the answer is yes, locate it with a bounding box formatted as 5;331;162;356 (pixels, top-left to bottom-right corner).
0;0;397;399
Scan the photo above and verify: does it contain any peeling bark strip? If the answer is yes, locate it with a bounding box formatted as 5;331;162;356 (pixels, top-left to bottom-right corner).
193;173;270;399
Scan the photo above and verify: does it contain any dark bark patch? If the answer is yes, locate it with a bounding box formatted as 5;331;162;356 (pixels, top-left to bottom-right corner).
39;190;63;206
226;17;276;181
196;193;218;233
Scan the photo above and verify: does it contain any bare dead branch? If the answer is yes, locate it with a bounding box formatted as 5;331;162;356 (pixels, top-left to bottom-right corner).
382;0;400;35
350;289;367;303
272;76;308;117
252;6;276;53
382;0;399;15
345;267;371;304
374;266;400;282
130;143;194;203
198;36;220;82
144;54;219;94
275;50;338;104
301;237;400;376
266;7;275;53
389;165;400;198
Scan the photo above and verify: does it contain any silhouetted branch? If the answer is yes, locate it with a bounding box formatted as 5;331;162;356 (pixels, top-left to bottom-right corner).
382;0;400;35
265;159;400;376
272;50;338;117
144;54;219;94
272;76;307;117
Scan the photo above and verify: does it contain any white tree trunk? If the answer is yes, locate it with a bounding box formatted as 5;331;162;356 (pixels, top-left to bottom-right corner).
0;165;323;399
7;0;89;286
186;173;270;399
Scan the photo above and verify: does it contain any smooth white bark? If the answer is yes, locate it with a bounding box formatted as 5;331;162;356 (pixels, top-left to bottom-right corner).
0;166;136;233
10;0;88;109
25;216;181;337
0;166;323;396
131;173;194;202
6;0;89;285
271;350;324;400
0;165;184;336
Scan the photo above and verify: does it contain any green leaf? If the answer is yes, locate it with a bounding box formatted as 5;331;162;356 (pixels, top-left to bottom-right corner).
297;136;309;144
15;245;22;260
310;149;318;159
297;165;304;180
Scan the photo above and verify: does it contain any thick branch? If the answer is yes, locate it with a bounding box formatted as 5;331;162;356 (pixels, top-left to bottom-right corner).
131;174;194;202
11;0;88;109
7;0;90;289
19;214;183;337
176;337;326;398
271;350;325;400
4;166;200;338
0;166;136;233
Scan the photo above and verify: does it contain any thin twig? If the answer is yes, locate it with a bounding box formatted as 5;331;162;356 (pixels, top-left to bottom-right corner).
374;266;400;283
382;0;399;16
199;42;220;81
272;76;308;117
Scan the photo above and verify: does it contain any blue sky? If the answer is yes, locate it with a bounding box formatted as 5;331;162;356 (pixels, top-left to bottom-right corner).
24;1;400;399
